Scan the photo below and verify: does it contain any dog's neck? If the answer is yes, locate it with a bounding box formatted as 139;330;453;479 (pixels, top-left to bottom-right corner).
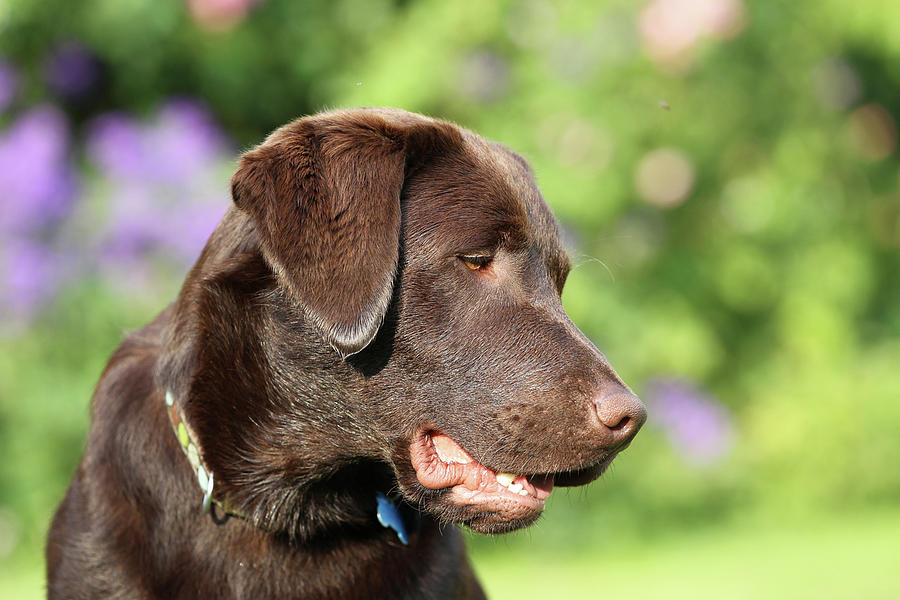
163;387;410;545
153;221;416;544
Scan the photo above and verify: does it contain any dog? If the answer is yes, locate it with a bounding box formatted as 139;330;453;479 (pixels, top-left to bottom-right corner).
46;108;646;599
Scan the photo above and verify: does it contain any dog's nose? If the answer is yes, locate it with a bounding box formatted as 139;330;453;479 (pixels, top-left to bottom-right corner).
593;386;647;449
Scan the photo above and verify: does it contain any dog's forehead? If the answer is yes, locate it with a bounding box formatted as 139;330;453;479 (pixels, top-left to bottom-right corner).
407;129;569;269
480;137;560;241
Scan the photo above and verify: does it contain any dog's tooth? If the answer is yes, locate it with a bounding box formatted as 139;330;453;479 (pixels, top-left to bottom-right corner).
508;482;523;494
496;472;515;487
518;489;529;496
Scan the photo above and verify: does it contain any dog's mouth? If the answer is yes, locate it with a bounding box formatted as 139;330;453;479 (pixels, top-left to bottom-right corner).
407;429;619;531
411;429;554;501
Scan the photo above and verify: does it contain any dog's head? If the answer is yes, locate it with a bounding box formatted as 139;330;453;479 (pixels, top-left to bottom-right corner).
164;108;644;537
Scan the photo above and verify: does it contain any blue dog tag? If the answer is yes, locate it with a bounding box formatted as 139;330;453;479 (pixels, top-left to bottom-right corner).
375;492;409;545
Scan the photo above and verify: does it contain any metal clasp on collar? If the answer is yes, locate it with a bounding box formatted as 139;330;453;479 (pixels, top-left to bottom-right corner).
201;470;215;513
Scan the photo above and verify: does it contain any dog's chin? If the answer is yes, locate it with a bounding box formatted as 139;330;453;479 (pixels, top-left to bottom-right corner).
420;493;545;534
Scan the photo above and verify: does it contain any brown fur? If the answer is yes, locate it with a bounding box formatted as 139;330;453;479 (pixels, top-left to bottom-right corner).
46;108;645;599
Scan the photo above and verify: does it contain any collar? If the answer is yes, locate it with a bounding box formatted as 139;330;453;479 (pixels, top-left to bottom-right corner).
165;390;241;519
164;390;409;544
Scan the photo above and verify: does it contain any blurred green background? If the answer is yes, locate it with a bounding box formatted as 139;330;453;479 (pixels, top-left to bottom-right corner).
1;0;899;598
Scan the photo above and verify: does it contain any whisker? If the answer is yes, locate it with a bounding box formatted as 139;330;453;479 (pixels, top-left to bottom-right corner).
571;253;616;282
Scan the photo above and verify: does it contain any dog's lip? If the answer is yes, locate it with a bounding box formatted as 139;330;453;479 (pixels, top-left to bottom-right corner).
409;430;554;509
552;455;617;487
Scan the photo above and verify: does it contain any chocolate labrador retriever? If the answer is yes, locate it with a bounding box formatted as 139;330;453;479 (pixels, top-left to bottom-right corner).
46;108;645;599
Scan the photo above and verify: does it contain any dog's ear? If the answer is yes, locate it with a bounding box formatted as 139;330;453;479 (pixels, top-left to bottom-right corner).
231;110;459;357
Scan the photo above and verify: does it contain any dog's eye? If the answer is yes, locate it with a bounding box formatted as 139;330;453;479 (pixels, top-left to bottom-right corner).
459;255;493;271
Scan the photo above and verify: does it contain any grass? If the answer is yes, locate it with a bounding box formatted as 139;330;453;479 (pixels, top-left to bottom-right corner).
470;509;900;600
3;509;898;599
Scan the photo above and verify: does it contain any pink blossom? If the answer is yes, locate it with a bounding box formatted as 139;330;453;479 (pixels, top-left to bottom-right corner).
187;0;264;31
639;0;746;71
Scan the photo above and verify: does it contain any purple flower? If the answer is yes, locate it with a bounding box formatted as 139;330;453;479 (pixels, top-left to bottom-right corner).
0;105;77;329
146;99;228;183
86;99;231;277
100;185;167;261
86;112;149;180
99;189;225;272
167;201;227;261
645;378;734;464
45;42;101;99
0;59;18;113
0;105;77;234
87;99;227;184
0;238;61;320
